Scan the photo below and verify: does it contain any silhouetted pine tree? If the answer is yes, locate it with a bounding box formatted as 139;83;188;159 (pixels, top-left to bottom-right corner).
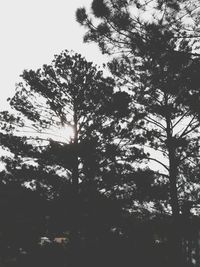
76;1;200;265
0;51;135;266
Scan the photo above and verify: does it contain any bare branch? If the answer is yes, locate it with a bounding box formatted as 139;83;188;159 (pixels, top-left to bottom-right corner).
172;111;190;129
147;157;169;171
179;120;200;138
145;116;166;130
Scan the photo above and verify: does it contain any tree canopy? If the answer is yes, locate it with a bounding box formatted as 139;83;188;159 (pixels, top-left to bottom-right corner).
0;50;125;197
76;0;200;218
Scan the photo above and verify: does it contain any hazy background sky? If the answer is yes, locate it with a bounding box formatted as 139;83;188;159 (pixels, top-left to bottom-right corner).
0;0;107;110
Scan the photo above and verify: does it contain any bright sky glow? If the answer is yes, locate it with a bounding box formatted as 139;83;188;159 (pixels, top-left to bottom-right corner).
0;0;107;110
52;125;75;143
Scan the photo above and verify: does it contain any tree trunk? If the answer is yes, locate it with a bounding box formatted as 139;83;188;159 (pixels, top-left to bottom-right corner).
167;137;182;266
164;94;179;217
168;144;180;218
70;110;80;266
165;95;181;266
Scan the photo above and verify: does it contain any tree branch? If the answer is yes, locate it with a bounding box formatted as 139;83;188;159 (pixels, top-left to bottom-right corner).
145;116;166;130
172;110;190;129
147;157;169;171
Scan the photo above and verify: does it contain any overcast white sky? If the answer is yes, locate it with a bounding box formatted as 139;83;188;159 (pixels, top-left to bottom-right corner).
0;0;107;110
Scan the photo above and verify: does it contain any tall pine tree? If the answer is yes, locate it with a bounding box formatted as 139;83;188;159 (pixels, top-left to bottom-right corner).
76;0;200;219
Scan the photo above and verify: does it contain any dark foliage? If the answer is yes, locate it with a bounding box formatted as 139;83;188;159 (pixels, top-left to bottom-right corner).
76;1;200;265
0;1;200;265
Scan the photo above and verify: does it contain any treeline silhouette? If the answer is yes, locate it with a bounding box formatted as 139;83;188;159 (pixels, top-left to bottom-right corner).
0;181;199;267
0;0;200;266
